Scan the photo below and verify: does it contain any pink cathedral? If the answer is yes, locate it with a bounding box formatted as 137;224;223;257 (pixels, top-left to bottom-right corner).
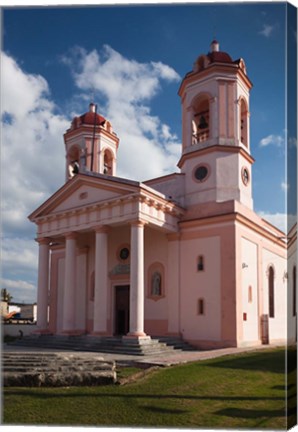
29;41;296;349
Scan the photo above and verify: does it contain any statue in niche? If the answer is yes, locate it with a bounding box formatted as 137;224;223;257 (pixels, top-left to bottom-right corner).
151;271;162;296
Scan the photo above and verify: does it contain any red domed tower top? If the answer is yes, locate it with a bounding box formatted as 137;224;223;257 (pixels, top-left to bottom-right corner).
64;103;119;181
70;103;106;130
207;40;233;64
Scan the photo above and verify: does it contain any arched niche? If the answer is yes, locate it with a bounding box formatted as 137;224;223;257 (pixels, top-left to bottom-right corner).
147;262;165;300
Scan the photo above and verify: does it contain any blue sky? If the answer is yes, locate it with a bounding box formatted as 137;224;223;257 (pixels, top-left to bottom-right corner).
1;1;297;303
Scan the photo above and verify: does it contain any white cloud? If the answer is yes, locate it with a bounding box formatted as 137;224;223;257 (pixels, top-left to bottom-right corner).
1;46;182;303
259;24;275;38
62;44;182;180
1;52;71;303
259;134;284;148
1;237;38;273
1;278;36;303
1;237;39;302
1;52;70;237
281;182;289;191
258;211;296;234
1;278;36;293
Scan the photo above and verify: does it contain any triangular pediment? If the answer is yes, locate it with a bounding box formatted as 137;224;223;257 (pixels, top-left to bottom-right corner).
29;173;140;220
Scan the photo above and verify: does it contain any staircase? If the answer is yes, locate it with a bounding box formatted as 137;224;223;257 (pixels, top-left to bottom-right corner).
152;336;196;351
3;351;116;387
7;334;196;356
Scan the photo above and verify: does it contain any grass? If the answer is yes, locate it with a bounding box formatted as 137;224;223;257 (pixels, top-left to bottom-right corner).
2;347;297;429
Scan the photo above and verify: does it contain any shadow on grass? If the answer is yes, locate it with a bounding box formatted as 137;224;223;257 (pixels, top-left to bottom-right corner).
208;350;291;374
272;384;295;391
215;407;286;419
215;405;296;420
5;389;284;403
141;406;189;415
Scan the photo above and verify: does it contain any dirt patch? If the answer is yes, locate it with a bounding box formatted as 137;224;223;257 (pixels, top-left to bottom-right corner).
116;366;160;385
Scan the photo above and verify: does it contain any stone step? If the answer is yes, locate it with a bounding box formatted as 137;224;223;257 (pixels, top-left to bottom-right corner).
3;363;115;372
8;335;194;356
4;370;116;387
153;336;196;351
3;352;117;387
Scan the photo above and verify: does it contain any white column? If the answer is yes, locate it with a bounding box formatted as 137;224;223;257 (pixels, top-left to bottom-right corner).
128;221;146;337
63;232;77;332
36;238;50;331
93;225;109;334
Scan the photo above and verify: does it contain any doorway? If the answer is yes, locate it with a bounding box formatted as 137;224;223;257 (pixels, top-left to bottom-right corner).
115;285;130;335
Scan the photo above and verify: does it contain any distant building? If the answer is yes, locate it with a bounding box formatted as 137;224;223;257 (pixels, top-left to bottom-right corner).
29;42;296;348
6;303;37;322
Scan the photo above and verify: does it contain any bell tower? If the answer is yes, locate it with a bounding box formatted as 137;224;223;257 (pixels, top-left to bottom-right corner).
178;40;254;209
64;103;119;181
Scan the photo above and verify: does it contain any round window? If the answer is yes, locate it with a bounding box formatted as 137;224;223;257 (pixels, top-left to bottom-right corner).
194;165;208;182
119;247;130;261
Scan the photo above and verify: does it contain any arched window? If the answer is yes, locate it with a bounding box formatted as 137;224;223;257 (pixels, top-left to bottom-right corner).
268;266;275;318
293;266;296;317
197;255;204;271
248;285;253;303
90;271;95;302
240;98;248;147
192;95;210;144
103;149;113;175
198;298;205;315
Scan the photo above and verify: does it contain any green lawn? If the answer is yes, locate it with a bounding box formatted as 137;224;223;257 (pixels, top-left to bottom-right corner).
2;347;297;429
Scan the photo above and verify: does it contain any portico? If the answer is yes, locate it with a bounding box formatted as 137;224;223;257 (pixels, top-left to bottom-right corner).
31;173;183;338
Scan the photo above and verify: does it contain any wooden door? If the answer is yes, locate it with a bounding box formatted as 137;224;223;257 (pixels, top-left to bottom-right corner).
115;285;130;335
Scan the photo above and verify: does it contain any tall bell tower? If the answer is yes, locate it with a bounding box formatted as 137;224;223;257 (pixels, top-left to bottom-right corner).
178;40;254;209
64;103;119;181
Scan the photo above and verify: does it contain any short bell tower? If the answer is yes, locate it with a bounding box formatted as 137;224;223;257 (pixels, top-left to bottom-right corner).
64;103;119;181
178;40;254;209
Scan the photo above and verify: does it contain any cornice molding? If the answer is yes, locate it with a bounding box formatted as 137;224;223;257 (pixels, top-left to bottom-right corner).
177;144;255;169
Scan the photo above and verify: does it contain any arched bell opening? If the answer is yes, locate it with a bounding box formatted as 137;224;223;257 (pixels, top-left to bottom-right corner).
192;95;210;145
67;145;81;179
103;148;114;175
240;98;248;147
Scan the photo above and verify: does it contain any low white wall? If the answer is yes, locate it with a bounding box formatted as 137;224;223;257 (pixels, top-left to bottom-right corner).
3;323;37;337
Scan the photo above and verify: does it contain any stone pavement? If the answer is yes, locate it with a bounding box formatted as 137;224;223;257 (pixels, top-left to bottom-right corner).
2;342;284;367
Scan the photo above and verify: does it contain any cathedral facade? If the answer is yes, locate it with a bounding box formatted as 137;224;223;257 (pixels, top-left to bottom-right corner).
29;41;295;348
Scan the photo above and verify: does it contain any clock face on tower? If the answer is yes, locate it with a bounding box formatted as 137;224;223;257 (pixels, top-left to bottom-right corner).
241;167;249;186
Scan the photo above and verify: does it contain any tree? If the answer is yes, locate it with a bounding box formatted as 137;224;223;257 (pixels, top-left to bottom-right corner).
1;288;13;303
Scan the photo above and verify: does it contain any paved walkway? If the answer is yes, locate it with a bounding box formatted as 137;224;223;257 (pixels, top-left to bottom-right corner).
2;342;285;367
